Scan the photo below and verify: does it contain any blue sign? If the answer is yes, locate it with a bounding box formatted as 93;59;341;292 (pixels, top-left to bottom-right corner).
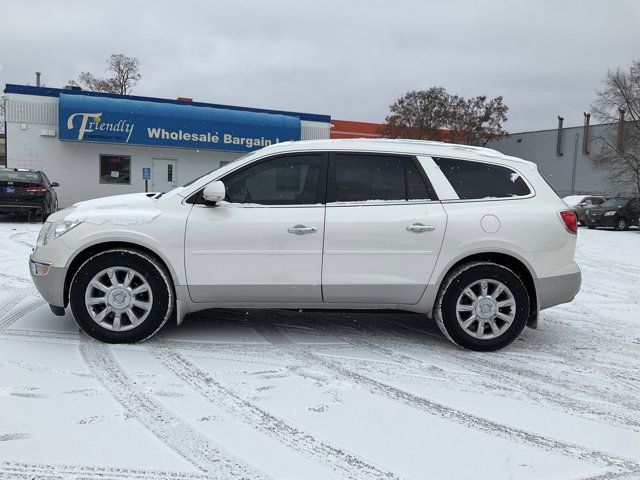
142;167;151;180
58;94;302;152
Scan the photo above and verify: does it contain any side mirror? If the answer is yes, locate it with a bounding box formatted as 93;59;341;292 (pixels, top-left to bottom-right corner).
202;181;226;204
580;202;589;207
51;182;60;187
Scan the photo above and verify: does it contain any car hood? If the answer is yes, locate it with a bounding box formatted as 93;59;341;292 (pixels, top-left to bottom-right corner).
51;193;162;226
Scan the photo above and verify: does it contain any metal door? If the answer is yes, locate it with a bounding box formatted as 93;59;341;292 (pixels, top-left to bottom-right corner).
152;159;177;192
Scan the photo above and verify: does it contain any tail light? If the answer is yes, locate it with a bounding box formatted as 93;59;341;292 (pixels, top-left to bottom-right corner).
25;185;47;192
559;210;578;234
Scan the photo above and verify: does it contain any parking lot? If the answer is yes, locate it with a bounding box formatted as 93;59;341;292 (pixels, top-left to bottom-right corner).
0;217;639;479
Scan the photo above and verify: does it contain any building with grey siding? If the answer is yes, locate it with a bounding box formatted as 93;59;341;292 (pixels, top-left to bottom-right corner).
489;122;629;197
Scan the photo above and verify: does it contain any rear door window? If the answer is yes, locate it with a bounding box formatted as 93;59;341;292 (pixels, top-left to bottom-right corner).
328;153;436;203
433;157;531;200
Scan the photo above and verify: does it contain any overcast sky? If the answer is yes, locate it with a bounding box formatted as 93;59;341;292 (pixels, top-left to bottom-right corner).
1;0;638;132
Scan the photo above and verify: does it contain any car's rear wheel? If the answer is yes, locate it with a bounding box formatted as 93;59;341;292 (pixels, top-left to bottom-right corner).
614;218;628;231
41;204;51;223
69;249;174;343
434;262;529;351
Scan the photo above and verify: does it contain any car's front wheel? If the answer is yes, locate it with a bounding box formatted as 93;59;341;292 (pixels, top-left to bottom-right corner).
614;218;628;231
69;249;174;343
434;262;529;351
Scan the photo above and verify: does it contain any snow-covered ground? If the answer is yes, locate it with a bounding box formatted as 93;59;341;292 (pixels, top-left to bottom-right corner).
0;217;638;480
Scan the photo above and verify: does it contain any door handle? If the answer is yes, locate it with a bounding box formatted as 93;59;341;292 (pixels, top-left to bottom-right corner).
406;223;435;233
287;225;317;235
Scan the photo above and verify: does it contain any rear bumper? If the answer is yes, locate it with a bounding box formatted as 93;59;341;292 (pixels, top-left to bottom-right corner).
0;200;46;213
536;270;582;310
29;256;67;308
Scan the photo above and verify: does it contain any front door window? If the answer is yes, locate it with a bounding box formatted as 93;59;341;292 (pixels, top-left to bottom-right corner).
224;154;323;205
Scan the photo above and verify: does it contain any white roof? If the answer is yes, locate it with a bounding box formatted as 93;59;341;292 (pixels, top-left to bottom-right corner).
259;138;537;169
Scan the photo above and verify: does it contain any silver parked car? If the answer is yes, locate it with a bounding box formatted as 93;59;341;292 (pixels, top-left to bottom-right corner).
563;195;607;225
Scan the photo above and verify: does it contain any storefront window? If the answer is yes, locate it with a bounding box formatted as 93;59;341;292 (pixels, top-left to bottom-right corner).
99;155;131;184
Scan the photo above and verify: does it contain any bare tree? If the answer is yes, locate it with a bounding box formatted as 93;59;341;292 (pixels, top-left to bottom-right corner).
70;54;141;95
591;59;640;194
380;87;508;146
448;95;509;146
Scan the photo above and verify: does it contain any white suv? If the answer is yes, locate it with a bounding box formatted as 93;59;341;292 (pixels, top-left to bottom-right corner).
29;139;581;351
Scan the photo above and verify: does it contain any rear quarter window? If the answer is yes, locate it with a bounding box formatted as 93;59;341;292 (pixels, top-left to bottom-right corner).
433;157;531;200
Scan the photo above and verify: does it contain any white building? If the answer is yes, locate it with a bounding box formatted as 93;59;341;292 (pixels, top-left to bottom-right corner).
3;84;331;207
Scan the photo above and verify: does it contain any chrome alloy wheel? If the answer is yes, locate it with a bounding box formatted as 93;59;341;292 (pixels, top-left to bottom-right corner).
84;267;153;332
455;279;516;340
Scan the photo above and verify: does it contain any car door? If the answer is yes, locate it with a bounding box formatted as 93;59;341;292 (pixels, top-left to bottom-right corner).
322;152;447;304
184;152;327;303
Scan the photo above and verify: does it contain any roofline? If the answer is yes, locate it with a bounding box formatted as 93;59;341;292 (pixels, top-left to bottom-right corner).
3;84;331;123
505;120;620;136
256;138;536;167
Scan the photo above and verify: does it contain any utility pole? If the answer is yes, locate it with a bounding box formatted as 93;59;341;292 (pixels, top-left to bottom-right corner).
571;133;579;195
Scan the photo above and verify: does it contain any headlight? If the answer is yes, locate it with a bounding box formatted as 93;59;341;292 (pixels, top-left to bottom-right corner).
37;222;51;245
585;209;590;216
604;211;616;216
42;220;80;245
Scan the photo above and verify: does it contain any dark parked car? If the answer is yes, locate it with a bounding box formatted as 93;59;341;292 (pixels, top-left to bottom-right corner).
586;196;640;231
562;195;607;225
0;168;59;220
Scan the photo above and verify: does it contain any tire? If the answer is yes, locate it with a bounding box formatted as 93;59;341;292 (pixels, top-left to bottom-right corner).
69;249;174;343
614;218;628;231
434;262;530;351
41;205;51;223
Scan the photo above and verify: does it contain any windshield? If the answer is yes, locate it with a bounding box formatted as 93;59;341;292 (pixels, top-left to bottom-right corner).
599;198;629;208
0;170;42;183
182;154;252;187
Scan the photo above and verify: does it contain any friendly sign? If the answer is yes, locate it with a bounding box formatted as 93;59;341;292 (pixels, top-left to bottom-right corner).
59;93;302;152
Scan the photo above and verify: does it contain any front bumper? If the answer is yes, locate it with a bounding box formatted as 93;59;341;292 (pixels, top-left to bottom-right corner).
536;270;582;310
29;256;67;308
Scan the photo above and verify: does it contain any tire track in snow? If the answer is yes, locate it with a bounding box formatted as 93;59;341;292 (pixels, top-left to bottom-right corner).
0;272;33;285
0;295;24;319
1;328;80;342
303;316;640;432
251;318;639;475
308;314;640;431
370;317;640;414
79;340;270;479
152;347;401;480
8;229;37;249
0;297;46;333
0;461;211;480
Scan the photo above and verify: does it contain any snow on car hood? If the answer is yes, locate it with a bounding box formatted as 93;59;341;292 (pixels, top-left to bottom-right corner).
63;193;162;225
